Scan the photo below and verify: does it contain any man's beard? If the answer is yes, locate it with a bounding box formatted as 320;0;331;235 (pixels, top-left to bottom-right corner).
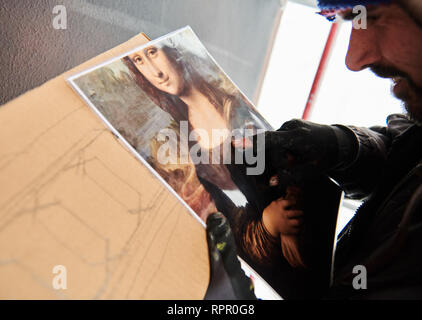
395;80;422;124
370;65;422;123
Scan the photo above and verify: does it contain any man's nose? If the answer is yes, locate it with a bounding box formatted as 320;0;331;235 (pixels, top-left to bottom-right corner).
346;27;382;71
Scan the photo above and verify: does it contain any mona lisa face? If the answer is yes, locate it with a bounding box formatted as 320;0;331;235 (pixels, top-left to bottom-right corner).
128;46;185;96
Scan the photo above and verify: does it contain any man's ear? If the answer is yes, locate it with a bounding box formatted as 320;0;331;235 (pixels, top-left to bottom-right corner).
397;0;422;28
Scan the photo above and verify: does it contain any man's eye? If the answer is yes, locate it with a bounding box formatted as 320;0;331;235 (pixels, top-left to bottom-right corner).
342;13;357;21
367;14;380;21
134;56;143;64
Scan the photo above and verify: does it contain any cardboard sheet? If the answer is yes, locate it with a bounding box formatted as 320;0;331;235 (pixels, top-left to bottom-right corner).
0;33;209;299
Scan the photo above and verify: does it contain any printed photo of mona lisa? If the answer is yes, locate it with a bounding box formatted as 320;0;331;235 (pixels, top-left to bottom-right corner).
69;27;313;289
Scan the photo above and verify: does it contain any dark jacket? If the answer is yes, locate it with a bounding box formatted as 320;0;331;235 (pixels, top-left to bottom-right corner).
329;114;422;299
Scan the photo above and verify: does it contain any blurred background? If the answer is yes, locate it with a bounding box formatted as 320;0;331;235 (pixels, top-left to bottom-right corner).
0;0;282;105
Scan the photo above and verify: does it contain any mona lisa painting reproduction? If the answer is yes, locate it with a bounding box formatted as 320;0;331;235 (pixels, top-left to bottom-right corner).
68;27;341;299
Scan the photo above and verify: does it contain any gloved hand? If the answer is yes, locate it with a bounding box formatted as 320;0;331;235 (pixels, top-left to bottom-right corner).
264;119;338;171
254;119;357;187
205;212;257;300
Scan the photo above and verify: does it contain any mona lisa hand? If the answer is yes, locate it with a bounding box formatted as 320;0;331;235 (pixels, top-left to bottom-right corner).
262;193;306;268
262;197;304;237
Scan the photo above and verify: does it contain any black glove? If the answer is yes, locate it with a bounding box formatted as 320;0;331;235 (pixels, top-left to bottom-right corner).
204;212;257;300
254;119;357;188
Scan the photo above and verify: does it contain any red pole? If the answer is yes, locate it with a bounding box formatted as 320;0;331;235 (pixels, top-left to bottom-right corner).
302;22;340;120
